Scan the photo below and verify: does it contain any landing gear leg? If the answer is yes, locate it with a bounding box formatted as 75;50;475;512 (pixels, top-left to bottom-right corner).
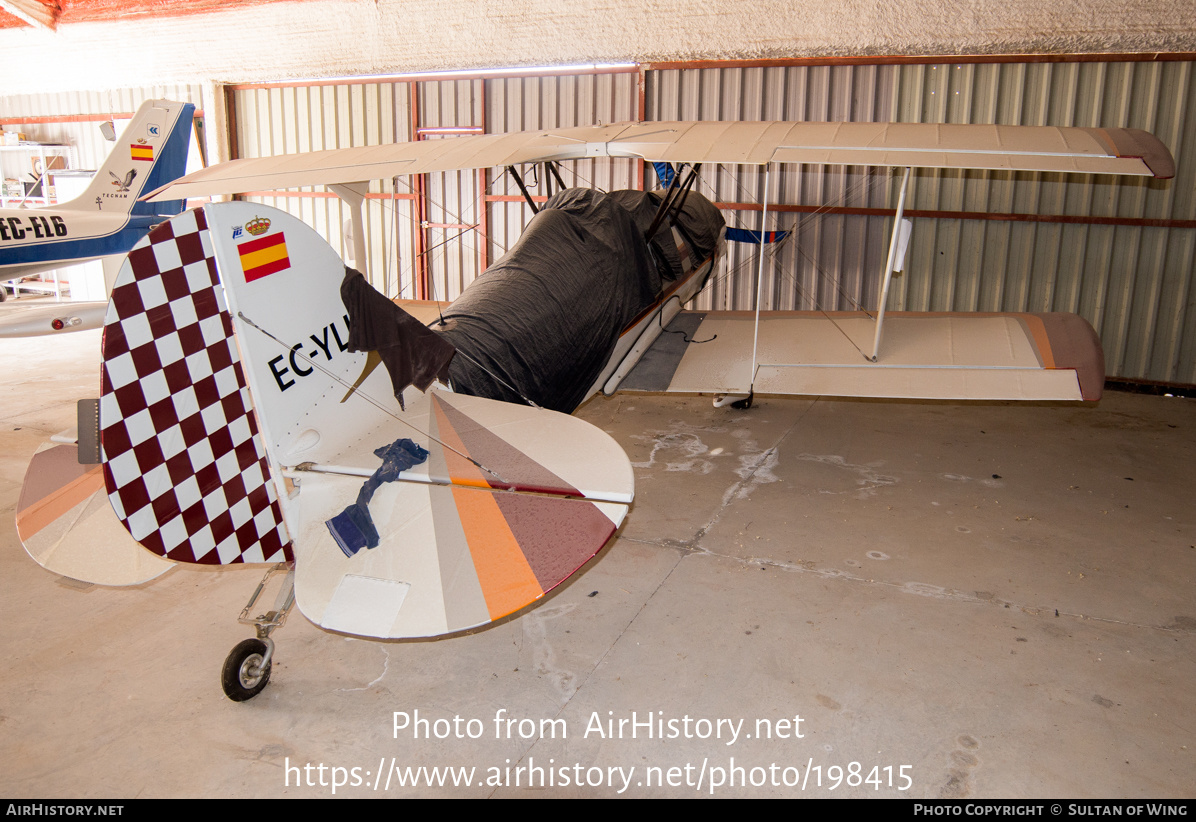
221;562;295;701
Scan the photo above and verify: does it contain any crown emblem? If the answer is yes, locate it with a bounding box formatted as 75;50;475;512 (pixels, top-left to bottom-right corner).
245;216;271;236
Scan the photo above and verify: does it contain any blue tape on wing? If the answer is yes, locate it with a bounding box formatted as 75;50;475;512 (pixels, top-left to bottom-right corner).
325;438;430;556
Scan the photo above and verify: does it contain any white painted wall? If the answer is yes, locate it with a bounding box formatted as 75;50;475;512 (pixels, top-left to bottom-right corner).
1;0;1193;94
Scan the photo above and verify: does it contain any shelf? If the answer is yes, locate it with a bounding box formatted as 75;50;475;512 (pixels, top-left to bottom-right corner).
1;143;75;207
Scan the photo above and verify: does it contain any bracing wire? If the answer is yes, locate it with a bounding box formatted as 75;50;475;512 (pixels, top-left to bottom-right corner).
236;311;507;484
384;173;498;302
377;156;632;302
703;163;892;313
371;154;894;363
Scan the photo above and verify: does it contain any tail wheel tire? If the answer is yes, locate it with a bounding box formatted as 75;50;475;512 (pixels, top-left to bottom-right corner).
222;638;272;701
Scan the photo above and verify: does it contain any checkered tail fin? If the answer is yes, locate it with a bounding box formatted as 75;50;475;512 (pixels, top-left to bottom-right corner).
100;207;294;565
195;202;387;474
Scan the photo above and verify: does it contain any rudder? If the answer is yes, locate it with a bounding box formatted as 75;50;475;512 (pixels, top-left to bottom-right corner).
100;207;292;565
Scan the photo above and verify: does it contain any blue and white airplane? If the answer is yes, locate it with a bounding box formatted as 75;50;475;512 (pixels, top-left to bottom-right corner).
0;98;194;278
0;99;193;333
0;98;191;335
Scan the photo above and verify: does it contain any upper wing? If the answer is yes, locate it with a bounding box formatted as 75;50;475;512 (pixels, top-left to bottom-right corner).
146;120;1174;201
617;310;1105;402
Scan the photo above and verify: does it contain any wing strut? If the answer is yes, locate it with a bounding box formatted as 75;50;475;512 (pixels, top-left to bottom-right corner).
748;164;772;393
507;165;540;213
329;182;369;278
644;162;701;241
869;166;912;362
545;161;567;194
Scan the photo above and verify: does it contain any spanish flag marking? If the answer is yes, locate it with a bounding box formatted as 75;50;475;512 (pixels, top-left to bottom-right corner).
238;233;290;282
130;143;154;162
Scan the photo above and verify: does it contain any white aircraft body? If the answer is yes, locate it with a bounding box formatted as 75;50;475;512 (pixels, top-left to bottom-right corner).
12;118;1174;699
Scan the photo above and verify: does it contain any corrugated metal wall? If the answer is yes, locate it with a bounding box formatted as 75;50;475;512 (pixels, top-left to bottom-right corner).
228;71;639;302
485;72;640;274
5;63;1189;385
222;57;1195;386
230;82;413;298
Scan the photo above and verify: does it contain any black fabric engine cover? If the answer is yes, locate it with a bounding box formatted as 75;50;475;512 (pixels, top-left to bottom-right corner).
341;267;456;409
434;188;667;413
340;187;724;415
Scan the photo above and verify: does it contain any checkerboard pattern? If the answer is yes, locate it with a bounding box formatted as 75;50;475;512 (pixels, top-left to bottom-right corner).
100;208;292;565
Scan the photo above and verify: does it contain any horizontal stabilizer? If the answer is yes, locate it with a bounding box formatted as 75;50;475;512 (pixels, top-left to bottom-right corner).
294;473;627;639
17;442;173;585
94;197;636;630
621;310;1104;402
190;202;635;638
290;387;632;638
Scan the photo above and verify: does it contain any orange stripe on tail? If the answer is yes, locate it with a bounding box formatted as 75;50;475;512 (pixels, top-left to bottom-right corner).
15;467;105;540
432;395;544;619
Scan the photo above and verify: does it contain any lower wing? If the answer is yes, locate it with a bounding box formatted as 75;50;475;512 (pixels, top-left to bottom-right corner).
619;310;1103;402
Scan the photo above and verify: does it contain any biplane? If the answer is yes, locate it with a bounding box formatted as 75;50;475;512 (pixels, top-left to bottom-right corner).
13;118;1174;700
0;99;193;336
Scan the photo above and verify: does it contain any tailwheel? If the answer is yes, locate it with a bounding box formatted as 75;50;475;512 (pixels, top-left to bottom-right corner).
714;390;754;410
222;638;272;701
223;562;294;702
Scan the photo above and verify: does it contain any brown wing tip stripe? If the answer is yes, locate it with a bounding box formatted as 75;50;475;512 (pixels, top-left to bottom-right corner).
1024;312;1106;402
431;393;618;617
1093;128;1176;179
432;393;585;497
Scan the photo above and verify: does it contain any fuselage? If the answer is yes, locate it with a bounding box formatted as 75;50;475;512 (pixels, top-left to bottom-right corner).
0;206;157;278
583;227;720;400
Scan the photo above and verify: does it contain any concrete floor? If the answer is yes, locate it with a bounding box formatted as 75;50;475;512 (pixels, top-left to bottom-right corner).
0;302;1193;798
